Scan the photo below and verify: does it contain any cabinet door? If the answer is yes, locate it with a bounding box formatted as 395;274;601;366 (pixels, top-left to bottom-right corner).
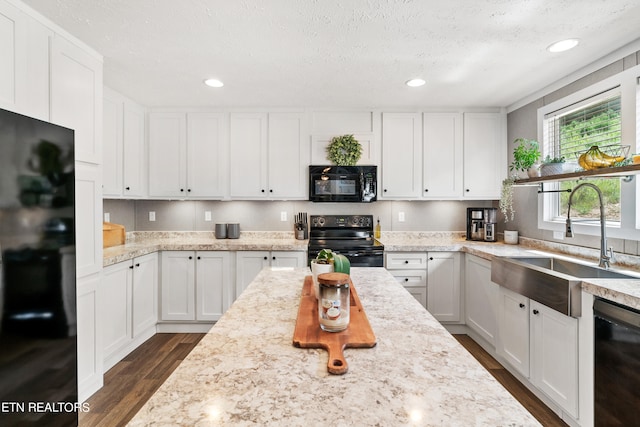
102;89;123;196
427;252;461;322
148;112;186;197
235;251;270;298
423;113;463;198
268;112;308;199
271;251;306;268
463;112;505;199
229;113;267;198
77;273;103;402
389;270;427;308
0;1;26;112
196;251;232;321
497;287;530;377
132;253;158;336
530;300;579;418
465;254;499;346
122;100;146;197
187;112;227;198
50;35;102;164
101;261;132;359
75;162;103;278
381;113;422;199
161;251;195;321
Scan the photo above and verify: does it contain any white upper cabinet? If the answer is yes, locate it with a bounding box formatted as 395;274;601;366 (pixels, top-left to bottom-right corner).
381;112;422;199
148;112;227;199
0;1;25;111
103;87;146;198
230;112;308;200
423;113;463;199
50;34;103;164
463;112;506;199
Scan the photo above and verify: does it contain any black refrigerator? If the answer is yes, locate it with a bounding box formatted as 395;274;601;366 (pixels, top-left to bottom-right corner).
0;107;77;426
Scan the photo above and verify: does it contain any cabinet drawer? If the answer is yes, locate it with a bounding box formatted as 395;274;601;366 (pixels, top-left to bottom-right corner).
385;252;427;269
389;269;427;286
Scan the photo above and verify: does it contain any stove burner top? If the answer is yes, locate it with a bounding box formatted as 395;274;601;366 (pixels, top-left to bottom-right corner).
308;215;384;267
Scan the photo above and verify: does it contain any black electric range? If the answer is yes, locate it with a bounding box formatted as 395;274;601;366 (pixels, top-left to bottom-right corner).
307;215;384;267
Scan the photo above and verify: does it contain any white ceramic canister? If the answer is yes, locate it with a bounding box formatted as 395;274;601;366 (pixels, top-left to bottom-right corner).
504;230;519;245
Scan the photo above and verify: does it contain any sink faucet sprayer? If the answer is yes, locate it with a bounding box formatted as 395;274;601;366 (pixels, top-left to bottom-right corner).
565;182;614;269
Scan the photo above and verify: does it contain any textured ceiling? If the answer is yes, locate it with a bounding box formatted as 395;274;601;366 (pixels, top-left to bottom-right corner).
22;0;640;108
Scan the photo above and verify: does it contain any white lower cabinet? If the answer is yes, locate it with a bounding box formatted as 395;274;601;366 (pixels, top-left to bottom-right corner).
235;251;306;298
101;253;158;371
530;300;579;418
464;254;499;346
496;288;579;419
160;251;233;322
427;252;461;322
385;252;428;308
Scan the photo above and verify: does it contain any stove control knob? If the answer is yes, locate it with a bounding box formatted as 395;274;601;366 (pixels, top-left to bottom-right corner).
352;216;359;225
318;217;325;226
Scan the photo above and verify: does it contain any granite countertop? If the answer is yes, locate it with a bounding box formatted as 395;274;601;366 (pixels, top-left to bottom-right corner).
103;231;308;266
127;267;542;427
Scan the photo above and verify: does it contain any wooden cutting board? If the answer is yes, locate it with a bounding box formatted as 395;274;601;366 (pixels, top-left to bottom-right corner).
292;275;376;374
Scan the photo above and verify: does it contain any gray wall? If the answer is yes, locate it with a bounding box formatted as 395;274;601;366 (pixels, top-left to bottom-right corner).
505;51;640;255
103;199;495;233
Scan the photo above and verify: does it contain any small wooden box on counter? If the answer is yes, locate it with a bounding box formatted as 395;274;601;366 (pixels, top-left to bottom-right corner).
103;222;125;248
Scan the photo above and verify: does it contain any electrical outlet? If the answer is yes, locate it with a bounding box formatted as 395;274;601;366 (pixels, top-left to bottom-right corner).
149;211;156;222
205;211;212;221
398;212;405;222
553;230;564;240
280;211;287;221
104;212;110;222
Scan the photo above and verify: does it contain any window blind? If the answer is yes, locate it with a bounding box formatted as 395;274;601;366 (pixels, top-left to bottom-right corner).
544;89;621;161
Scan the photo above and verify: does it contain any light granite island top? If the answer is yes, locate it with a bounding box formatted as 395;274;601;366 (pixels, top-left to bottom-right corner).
128;267;541;426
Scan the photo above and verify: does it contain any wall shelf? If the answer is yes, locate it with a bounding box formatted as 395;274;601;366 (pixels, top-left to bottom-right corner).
514;163;640;185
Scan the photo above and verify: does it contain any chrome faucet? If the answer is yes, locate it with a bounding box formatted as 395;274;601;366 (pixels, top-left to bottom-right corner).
565;182;614;269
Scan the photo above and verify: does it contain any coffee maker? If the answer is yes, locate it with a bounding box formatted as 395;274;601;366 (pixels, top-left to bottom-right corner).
466;207;497;242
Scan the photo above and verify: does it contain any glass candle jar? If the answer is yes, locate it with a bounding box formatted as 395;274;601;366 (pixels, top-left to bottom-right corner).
317;272;350;332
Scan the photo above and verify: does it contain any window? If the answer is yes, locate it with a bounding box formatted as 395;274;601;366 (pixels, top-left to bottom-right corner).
536;64;640;241
542;89;622;223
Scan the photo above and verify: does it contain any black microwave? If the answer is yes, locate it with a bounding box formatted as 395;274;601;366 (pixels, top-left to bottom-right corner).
309;165;377;202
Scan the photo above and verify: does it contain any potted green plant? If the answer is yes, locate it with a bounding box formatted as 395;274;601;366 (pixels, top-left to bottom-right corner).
510;138;541;178
500;176;519;244
309;249;351;298
540;155;566;176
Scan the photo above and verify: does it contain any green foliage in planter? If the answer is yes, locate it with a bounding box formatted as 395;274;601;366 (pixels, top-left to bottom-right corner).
542;155;565;164
510;138;541;172
327;134;362;166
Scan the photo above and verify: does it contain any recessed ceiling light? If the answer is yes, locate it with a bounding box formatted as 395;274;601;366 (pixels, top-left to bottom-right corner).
547;39;579;53
204;78;224;88
406;78;426;87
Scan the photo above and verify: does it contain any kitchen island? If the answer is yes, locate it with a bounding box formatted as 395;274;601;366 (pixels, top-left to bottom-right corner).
128;267;540;426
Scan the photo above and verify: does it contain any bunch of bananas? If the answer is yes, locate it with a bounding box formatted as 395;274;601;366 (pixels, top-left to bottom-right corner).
578;146;625;170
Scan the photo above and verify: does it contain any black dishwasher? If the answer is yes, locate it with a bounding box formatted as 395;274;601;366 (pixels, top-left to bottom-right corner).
593;298;640;426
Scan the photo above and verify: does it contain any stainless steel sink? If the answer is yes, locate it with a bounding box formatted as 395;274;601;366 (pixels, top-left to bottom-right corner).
491;255;639;318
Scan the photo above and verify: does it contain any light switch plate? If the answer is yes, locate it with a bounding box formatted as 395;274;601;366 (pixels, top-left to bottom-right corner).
104;212;110;222
553;230;564;240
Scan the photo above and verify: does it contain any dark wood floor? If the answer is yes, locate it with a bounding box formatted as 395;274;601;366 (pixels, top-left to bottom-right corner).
81;333;567;426
79;333;205;427
453;334;568;427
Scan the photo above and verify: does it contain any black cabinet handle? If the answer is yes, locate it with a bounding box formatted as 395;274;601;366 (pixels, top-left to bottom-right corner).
519;303;525;309
189;256;193;260
429;257;433;261
187;189;191;192
269;189;273;193
135;263;140;267
129;265;134;269
197;256;201;260
125;186;130;190
384;189;387;193
180;188;185;192
263;256;268;260
533;309;539;315
272;256;276;260
404;278;409;282
425;189;428;192
465;189;470;192
261;189;265;193
404;260;409;264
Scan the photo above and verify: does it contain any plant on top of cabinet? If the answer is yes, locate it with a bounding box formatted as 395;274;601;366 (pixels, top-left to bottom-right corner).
510;138;541;178
327;134;362;166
